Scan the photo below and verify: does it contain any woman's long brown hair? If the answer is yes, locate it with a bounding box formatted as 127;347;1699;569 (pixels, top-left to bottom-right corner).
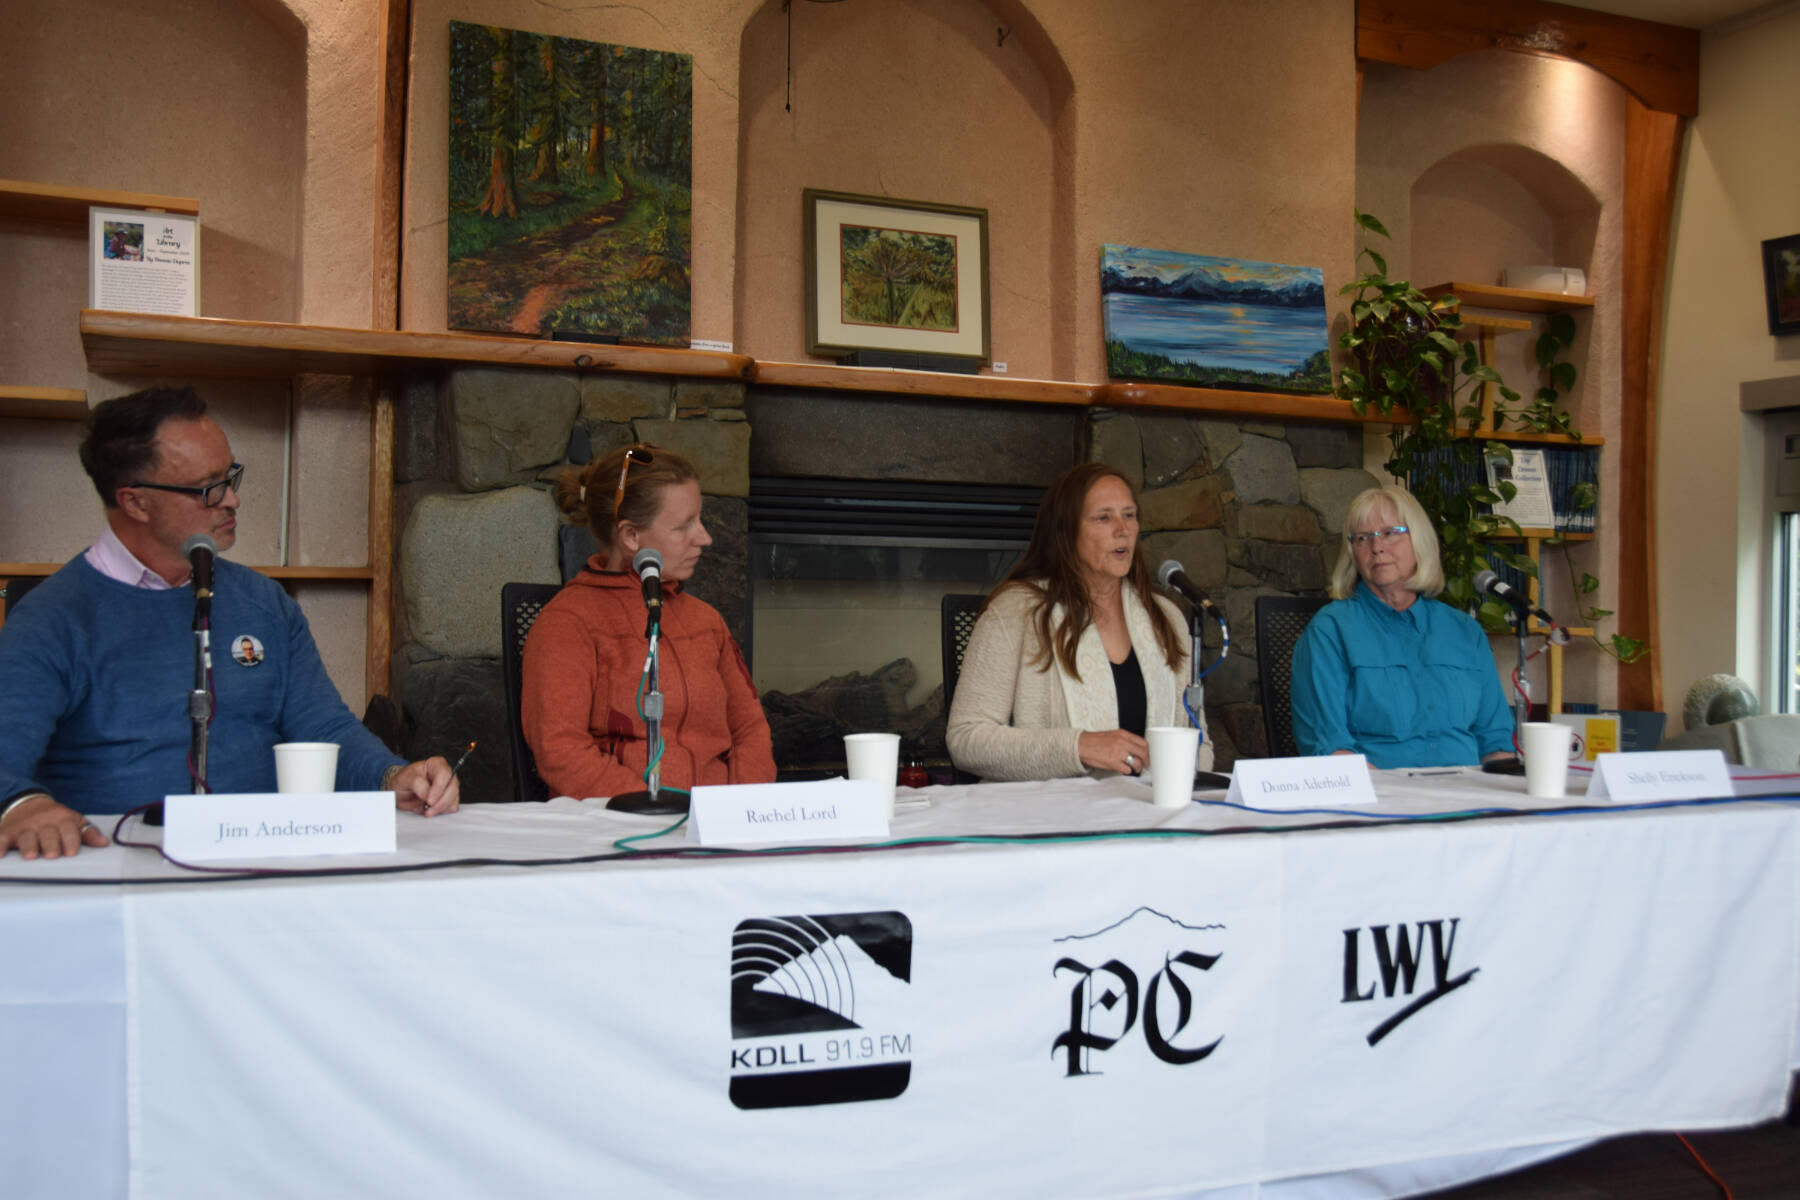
991;462;1184;680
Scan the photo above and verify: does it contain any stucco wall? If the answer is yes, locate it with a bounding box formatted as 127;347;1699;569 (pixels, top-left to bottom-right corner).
0;0;377;709
1357;50;1626;711
402;0;1356;379
1659;5;1800;727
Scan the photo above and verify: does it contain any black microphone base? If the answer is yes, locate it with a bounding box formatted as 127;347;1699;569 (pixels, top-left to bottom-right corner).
606;789;689;816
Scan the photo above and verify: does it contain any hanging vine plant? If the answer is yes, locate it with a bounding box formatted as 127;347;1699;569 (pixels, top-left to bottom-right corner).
1336;210;1646;663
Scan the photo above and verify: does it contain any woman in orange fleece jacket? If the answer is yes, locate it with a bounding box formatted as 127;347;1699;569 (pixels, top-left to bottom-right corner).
522;444;775;798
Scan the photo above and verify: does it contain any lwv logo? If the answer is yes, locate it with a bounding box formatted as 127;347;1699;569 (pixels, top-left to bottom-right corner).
1341;918;1478;1045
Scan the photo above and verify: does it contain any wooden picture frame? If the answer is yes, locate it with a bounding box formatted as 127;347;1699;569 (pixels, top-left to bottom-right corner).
804;189;989;362
1763;233;1800;336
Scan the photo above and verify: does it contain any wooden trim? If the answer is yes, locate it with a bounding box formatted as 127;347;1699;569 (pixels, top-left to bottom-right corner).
0;179;199;224
1103;383;1391;424
1619;99;1684;714
373;0;410;331
81;311;756;381
367;384;396;702
753;360;1099;405
1423;283;1596;314
0;561;371;580
0;386;87;420
258;566;378;580
1355;0;1700;117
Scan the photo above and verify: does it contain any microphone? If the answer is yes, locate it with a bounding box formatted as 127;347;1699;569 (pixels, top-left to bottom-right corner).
1156;560;1214;610
183;533;217;600
633;547;663;631
1472;569;1569;644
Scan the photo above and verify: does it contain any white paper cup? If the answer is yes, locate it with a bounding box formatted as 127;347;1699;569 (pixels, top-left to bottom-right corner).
1520;722;1573;798
844;732;901;817
273;742;339;794
1146;725;1201;808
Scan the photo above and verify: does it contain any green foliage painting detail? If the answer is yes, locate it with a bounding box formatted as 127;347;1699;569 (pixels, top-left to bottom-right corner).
448;21;692;343
838;226;959;332
1337;210;1646;664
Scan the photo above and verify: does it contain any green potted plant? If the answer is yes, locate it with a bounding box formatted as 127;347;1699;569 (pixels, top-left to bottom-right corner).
1336;211;1645;662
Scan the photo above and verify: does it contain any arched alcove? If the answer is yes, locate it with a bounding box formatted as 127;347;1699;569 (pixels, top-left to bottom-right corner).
732;0;1072;376
1409;144;1601;289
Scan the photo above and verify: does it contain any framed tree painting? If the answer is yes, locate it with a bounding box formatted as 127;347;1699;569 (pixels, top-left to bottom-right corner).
805;190;989;363
1764;233;1800;336
448;21;692;343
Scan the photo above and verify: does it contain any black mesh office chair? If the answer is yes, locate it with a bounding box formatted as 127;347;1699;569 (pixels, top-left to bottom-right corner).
2;575;45;616
501;581;563;804
940;593;987;711
1255;594;1329;759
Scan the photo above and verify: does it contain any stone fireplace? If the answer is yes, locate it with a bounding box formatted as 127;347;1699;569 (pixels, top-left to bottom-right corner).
387;365;1377;802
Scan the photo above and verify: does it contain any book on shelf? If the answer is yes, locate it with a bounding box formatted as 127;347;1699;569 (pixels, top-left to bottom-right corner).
1409;442;1601;536
88;206;199;316
1484;447;1555;530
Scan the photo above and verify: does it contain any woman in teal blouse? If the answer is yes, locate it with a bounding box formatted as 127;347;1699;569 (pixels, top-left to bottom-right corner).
1290;486;1515;768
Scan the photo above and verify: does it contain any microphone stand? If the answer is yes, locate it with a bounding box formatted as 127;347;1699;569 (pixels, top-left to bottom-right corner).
189;581;212;793
1511;607;1532;744
1183;609;1205;726
607;607;686;815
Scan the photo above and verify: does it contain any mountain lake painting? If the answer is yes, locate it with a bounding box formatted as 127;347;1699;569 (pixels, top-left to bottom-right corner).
1101;245;1330;393
448;21;692;343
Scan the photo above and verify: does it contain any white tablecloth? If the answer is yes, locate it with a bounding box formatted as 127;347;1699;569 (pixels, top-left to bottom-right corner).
5;768;1799;1199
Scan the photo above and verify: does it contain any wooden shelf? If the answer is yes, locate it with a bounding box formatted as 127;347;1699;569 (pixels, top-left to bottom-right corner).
81;311;755;382
0;562;372;581
1492;530;1596;542
1423;283;1597;314
1103;382;1388;423
754;360;1099;405
1461;313;1533;333
0;179;199;225
0;386;87;420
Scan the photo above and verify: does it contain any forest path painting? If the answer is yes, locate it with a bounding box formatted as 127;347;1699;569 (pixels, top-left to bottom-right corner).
449;22;692;343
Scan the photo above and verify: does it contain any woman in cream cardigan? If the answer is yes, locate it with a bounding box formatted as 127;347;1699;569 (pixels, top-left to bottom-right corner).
947;462;1212;782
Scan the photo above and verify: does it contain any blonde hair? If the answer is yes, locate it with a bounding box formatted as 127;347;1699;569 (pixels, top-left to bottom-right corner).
552;443;698;552
1326;485;1444;599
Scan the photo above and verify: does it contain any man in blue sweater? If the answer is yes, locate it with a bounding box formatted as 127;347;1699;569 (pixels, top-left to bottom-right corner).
0;386;458;859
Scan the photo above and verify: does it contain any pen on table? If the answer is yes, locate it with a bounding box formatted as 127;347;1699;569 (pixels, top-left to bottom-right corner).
1403;768;1461;777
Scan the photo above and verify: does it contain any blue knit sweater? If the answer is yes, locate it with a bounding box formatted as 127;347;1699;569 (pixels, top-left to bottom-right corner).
0;556;400;814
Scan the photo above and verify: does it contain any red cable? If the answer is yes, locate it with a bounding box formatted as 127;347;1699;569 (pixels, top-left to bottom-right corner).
1674;1132;1735;1199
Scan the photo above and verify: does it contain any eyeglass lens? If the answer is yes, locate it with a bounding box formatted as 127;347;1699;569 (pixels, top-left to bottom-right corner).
1350;525;1408;547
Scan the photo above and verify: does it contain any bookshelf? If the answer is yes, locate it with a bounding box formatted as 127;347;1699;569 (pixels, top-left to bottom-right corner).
1423;283;1603;714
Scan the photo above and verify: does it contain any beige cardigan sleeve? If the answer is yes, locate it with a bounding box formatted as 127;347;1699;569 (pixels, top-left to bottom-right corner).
945;587;1087;782
947;585;1216;781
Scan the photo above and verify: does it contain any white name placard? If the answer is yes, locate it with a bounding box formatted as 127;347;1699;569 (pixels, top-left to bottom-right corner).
1586;750;1734;803
688;778;889;846
1226;754;1378;809
162;792;396;861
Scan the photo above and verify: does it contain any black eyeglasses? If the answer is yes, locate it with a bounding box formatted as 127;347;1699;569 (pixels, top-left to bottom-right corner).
126;462;244;508
613;447;654;521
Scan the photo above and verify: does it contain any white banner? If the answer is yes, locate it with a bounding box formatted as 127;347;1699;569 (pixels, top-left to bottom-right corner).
121;803;1799;1199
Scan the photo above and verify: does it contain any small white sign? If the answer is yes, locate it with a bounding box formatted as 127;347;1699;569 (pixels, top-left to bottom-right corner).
688;778;889;846
688;338;734;352
163;792;396;861
1227;754;1377;809
89;206;200;316
1586;750;1734;803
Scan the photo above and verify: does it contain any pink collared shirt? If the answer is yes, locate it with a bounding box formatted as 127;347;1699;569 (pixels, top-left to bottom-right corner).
84;526;183;590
